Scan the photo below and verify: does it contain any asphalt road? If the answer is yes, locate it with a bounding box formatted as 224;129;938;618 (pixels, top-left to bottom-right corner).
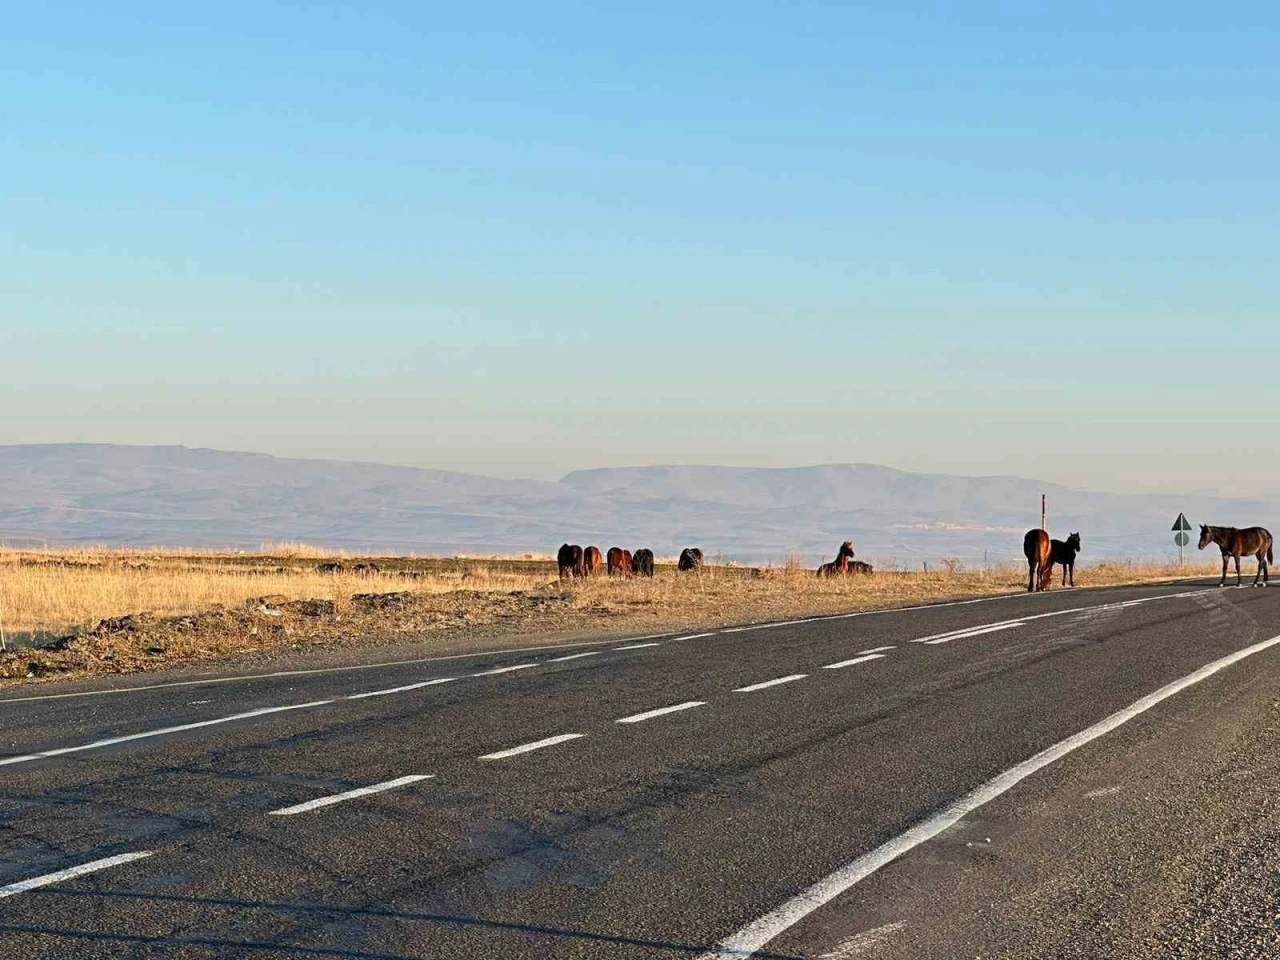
1;578;1278;959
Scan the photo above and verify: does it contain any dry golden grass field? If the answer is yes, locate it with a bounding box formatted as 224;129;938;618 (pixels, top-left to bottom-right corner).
0;545;1216;684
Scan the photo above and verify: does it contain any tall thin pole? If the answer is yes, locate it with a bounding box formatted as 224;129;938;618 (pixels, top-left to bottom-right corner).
1041;494;1046;532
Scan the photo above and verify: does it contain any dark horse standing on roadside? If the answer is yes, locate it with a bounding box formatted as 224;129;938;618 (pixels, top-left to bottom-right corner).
817;541;856;577
1023;529;1051;592
1199;524;1273;587
1048;533;1082;587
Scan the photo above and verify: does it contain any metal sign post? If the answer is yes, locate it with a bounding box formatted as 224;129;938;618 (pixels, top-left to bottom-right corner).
1172;512;1192;566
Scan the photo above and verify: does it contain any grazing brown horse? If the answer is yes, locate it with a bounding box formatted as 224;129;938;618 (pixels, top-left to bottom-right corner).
817;541;856;576
1048;533;1081;587
557;543;584;579
1199;524;1273;587
582;545;603;577
1023;529;1051;592
678;547;704;572
606;547;633;576
632;548;655;577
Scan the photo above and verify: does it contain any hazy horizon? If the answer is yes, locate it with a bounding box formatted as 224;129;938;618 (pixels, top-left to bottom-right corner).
0;440;1262;502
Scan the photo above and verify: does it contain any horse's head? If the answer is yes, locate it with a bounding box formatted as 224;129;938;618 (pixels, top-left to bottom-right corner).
1066;532;1081;553
1198;524;1211;550
839;540;854;558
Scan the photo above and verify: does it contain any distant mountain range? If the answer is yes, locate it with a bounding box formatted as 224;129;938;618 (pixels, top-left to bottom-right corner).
0;444;1273;565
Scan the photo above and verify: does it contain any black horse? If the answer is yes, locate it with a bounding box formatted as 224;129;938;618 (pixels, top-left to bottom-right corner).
556;543;584;579
1047;532;1081;587
678;547;704;572
632;548;655;577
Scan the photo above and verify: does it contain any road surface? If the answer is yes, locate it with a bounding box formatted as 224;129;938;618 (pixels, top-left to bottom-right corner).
0;578;1277;958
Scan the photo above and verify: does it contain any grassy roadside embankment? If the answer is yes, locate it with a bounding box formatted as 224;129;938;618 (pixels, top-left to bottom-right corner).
0;546;1216;684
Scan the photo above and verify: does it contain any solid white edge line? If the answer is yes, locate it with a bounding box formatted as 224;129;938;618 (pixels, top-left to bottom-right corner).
615;643;661;650
697;630;1280;959
734;675;807;693
822;654;887;670
0;851;154;899
268;775;434;816
547;652;602;662
346;678;458;699
478;733;585;760
616;701;707;724
0;700;334;767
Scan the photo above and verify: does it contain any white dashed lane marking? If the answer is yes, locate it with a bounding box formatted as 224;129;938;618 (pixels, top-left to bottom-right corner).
822;653;887;670
346;678;458;700
617;701;706;724
472;664;537;676
615;643;661;650
922;622;1025;645
479;733;585;761
855;646;896;655
734;675;807;693
268;775;434;816
0;852;154;899
0;701;334;767
547;652;601;662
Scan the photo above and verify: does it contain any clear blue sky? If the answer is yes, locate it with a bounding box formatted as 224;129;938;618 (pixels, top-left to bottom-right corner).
3;2;1277;494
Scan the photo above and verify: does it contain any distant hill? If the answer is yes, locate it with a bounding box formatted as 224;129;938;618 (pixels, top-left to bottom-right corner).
0;444;1272;566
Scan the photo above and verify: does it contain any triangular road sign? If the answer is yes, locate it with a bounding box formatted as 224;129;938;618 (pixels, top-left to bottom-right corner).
1172;512;1192;532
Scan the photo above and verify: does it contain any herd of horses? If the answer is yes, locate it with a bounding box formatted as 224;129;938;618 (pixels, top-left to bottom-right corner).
560;521;1275;591
1022;522;1274;592
557;540;873;579
557;544;700;578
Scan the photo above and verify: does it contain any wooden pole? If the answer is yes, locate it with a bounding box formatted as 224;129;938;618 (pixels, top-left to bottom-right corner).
1041;494;1046;532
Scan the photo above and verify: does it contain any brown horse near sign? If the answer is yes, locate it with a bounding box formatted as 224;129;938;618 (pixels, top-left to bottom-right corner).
1023;528;1052;592
1198;524;1273;587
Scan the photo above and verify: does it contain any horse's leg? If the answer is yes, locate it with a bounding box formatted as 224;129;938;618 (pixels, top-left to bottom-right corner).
1256;552;1265;586
1235;553;1242;586
1027;560;1034;592
1221;553;1228;586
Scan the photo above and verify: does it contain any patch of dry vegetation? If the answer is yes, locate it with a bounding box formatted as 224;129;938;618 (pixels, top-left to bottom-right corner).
0;547;1217;684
